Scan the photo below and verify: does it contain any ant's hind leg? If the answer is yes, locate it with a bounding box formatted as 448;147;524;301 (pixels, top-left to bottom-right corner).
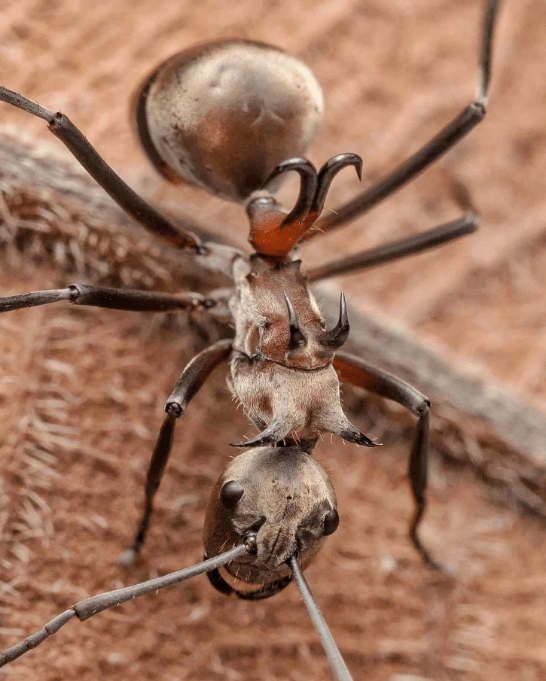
307;0;501;237
0;86;205;251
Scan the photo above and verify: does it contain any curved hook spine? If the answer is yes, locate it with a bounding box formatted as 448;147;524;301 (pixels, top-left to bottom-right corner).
284;290;307;351
318;291;350;350
311;154;362;216
263;158;318;226
478;0;501;106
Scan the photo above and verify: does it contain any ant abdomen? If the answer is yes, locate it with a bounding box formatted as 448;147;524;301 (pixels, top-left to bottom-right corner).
133;39;324;203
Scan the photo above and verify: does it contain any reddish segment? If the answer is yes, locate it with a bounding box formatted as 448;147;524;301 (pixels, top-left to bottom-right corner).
250;209;319;257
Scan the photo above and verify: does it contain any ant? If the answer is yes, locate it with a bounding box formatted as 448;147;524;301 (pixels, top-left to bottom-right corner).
0;2;501;679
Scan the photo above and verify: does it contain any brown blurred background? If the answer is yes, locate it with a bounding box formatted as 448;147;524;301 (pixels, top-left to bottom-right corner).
1;0;546;679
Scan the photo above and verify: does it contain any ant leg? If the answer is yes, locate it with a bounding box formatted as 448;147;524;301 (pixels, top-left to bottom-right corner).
307;0;501;237
0;87;207;252
333;351;447;573
120;338;232;566
0;284;213;313
307;212;478;282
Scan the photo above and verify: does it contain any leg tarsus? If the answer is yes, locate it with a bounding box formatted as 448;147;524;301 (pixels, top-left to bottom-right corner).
408;403;454;575
120;410;178;567
0;284;208;314
0;288;72;312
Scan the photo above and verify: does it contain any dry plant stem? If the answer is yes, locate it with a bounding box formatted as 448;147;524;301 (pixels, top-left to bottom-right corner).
0;545;249;667
1;132;546;514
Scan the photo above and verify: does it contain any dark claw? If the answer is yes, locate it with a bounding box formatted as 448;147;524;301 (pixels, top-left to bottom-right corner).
284;291;306;351
263;158;318;226
311;153;363;215
230;419;287;448
319;291;349;349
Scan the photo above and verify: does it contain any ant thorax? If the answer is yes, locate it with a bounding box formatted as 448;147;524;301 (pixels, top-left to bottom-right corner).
229;253;330;368
228;254;376;448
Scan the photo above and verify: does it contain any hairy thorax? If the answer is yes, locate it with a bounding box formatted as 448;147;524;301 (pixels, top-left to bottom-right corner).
228;254;373;447
231;354;347;440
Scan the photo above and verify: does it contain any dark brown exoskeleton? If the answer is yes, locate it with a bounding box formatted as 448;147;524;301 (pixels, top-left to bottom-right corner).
0;2;502;678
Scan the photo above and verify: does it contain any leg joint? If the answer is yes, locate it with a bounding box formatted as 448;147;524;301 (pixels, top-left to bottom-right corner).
416;399;430;418
68;284;81;302
165;402;183;418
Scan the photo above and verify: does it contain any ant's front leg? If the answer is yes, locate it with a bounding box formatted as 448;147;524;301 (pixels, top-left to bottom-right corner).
333;351;447;573
120;338;232;567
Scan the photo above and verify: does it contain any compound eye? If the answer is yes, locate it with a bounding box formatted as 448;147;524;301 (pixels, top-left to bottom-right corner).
323;509;339;536
220;480;245;509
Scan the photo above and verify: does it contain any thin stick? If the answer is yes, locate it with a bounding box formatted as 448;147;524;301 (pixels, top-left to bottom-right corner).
289;556;354;681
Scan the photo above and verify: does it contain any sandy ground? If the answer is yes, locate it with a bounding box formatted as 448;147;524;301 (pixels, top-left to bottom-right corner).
1;0;546;679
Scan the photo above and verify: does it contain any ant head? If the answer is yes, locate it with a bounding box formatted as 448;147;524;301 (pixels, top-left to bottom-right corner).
203;445;338;598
